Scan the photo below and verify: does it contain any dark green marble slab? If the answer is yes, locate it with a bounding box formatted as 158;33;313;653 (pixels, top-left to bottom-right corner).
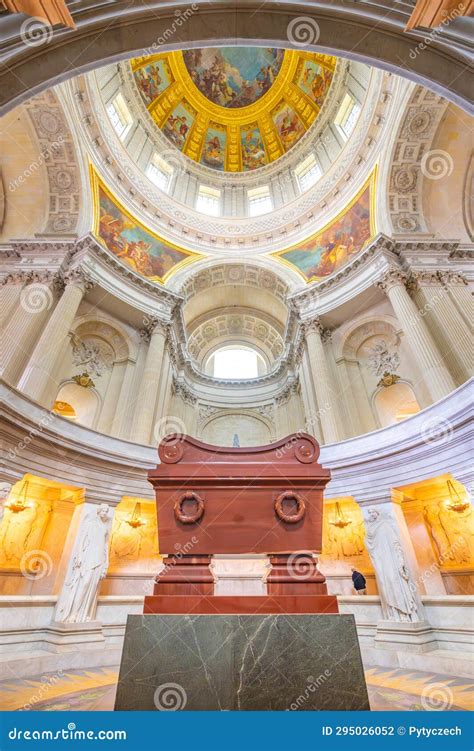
115;614;369;711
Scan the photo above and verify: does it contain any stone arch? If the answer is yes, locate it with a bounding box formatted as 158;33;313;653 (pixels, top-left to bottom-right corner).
337;315;401;360
372;380;421;427
54;380;102;428
0;4;471;116
199;408;274;447
71;316;134;362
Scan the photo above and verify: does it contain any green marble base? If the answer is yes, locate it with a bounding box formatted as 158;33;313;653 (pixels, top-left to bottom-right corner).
115;614;369;711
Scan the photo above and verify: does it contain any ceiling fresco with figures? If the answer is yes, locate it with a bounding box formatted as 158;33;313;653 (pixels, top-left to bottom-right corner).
131;48;336;172
91;168;203;283
90;166;376;287
272;171;376;282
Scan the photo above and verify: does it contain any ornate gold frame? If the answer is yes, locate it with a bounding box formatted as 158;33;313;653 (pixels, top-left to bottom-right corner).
270;167;378;284
90;165;204;285
131;50;336;172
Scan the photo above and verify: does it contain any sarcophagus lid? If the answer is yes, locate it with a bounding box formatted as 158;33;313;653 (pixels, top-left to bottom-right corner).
148;433;330;555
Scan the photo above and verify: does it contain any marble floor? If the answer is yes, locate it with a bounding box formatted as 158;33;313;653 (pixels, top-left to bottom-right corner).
0;665;472;711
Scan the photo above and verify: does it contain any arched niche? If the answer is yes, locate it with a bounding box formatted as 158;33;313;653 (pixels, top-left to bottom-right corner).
200;410;273;447
54;382;101;428
373;381;421;428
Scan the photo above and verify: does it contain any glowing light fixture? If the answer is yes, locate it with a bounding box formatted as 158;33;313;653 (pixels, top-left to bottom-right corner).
125;502;146;528
445;479;470;513
329;501;352;529
5;480;33;513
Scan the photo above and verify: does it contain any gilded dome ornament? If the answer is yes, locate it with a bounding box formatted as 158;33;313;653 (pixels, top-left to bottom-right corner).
130;48;336;172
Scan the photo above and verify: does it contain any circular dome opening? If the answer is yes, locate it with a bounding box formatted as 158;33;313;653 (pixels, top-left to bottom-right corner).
205;345;267;379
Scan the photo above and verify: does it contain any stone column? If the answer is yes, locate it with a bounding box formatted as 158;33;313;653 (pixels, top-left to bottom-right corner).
151;346;173;439
0;274;24;327
1;273;59;387
377;269;455;403
412;272;472;385
299;351;322;441
130;320;168;444
439;271;473;329
17;270;93;405
303;319;340;443
96;361;124;435
111;358;136;438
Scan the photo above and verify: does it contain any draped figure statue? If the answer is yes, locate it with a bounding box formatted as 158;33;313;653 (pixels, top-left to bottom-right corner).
364;507;421;623
55;504;111;623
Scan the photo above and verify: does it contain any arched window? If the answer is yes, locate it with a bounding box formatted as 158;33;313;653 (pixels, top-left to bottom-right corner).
374;382;421;428
205;345;267;379
53;383;100;428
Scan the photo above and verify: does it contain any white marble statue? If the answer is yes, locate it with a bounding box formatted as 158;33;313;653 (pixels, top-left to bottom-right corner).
0;482;12;524
364;507;421;622
55;504;111;623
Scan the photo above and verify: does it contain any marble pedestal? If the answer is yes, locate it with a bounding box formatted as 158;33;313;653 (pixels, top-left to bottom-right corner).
115;614;369;711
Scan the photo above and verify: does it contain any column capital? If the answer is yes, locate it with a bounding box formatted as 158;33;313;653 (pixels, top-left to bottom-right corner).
1;270;60;287
376;267;408;293
140;316;170;342
62;267;95;293
437;270;469;287
406;271;442;290
172;377;197;405
302;317;332;343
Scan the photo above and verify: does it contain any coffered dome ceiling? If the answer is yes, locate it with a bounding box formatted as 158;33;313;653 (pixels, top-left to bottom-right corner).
131;48;336;172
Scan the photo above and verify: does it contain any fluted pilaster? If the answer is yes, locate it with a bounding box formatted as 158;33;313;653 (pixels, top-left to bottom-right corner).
130;320;168;444
377;269;455;402
17;270;93;405
411;272;472;384
303;318;339;443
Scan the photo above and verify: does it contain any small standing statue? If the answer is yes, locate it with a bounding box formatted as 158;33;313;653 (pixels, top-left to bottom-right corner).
364;507;421;623
232;434;240;448
55;504;111;623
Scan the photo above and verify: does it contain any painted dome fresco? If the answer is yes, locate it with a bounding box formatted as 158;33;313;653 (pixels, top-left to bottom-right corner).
131;47;336;172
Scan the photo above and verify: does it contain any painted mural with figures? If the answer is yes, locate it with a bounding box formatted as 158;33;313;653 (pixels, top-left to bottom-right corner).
272;174;375;282
91;170;202;283
129;49;336;171
183;47;285;108
133;59;171;106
